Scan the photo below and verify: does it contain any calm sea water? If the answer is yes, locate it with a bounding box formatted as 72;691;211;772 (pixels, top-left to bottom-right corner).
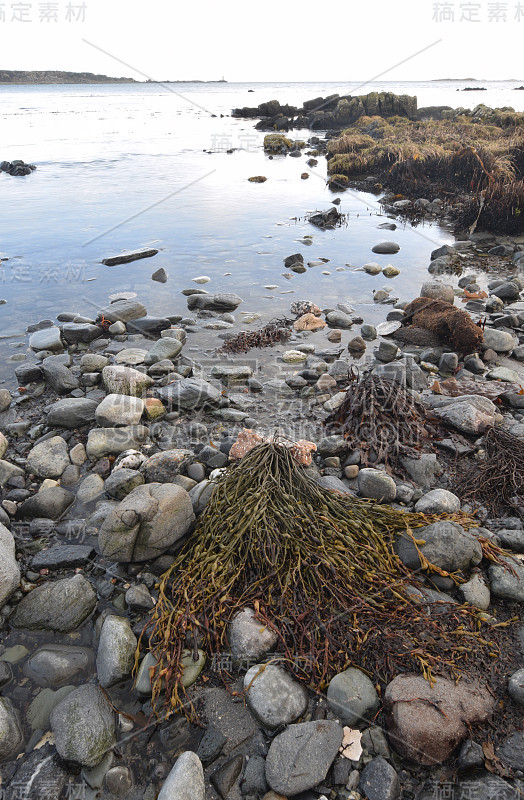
1;79;522;383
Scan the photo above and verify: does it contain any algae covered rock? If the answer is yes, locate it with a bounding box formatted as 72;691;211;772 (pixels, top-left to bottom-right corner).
50;684;115;767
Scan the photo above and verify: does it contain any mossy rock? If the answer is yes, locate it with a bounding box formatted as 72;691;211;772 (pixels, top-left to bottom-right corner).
327;174;349;191
264;133;292;152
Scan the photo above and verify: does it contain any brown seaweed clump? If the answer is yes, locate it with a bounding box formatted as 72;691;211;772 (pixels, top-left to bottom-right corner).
403;297;483;354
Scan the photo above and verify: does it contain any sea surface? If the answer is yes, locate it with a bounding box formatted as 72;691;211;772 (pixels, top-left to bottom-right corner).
1;78;523;383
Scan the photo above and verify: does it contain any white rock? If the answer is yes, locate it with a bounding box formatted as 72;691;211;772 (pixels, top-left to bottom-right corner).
157;751;205;800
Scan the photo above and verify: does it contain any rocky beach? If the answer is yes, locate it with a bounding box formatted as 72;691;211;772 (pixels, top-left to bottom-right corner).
1;85;524;800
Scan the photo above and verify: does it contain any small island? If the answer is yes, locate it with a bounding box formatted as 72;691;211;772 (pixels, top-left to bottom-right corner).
0;70;136;84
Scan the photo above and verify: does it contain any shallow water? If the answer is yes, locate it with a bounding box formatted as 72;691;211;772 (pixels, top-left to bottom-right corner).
2;78;521;384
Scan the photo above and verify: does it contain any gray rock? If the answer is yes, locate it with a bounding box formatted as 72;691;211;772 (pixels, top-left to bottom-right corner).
0;698;23;761
244;664;308;730
359;756;400;800
31;544;95;570
496;529;524;552
457;739;485;770
433;395;498;434
80;353;110;372
5;744;69;797
95;394;144;427
482;328;517;353
152;268;168;283
86;426;148;459
326;310;353;329
361;324;377;340
144;338;183;365
142;449;194;482
240;754;267;795
489;557;524;601
0;459;25;487
492;282;521;301
157;751;205;800
18;486;75;520
431;244;457;260
189;479;215;514
457;774;517;800
459;572;491;610
125;583;155;609
76;473;105;504
0;523;20;607
157;378;222;409
186;293;242;312
62;323;103;344
26;435;70;478
415;489;461;514
372;241;400;254
51;684;115;767
498;732;524;772
327;667;380;725
41;361;79;393
46;397;98;428
96;615;137;688
358;468;397;502
104;468;144;499
102;365;153;397
228;607;278;660
396;520;482;572
24;644;92;688
99;482;195;562
29;326;63;352
11;574;97;632
400;454;442;488
98;299;147;323
265;721;343;796
210;754;244;797
420;282;455;303
508;668;524;706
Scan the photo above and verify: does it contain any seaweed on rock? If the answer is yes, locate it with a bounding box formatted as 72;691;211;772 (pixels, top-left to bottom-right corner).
138;440;502;719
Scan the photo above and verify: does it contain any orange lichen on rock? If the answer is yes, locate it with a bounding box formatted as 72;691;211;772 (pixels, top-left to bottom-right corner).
229;430;317;465
293;313;327;332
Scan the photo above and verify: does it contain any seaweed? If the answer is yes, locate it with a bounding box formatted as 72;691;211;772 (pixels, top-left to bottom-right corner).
138;441;500;719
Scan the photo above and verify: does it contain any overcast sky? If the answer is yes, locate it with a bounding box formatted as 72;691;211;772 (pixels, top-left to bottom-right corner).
1;0;522;82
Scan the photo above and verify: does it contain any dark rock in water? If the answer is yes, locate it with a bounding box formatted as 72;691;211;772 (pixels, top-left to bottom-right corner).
101;248;159;266
0;159;36;176
97;299;147;323
14;362;43;383
284;253;304;269
372;241;400;254
152;267;168;283
4;744;68;800
186;293;242;312
61;322;103;344
127;316;171;335
308;207;343;229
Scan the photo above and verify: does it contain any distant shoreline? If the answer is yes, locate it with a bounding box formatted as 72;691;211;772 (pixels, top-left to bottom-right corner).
0;70;228;85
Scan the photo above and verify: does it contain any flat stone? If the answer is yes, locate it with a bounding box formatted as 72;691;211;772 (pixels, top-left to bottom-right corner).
29;326;63;352
186;293;242;312
104;468;145;499
244;664;308;730
51;684;116;768
433;395;498;434
102;365;154;397
265;721;343;795
86;426;148;459
62;323;103;344
11;573;97;632
46;398;98;429
372;241;400;254
98;299;147;322
24;644;92;688
31;544;94;570
144;338;183;365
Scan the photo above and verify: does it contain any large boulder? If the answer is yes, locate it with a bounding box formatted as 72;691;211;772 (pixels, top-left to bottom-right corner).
384;673;494;765
0;523;20;607
50;684;115;767
265;721;343;795
98;482;195;562
11;574;97;632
